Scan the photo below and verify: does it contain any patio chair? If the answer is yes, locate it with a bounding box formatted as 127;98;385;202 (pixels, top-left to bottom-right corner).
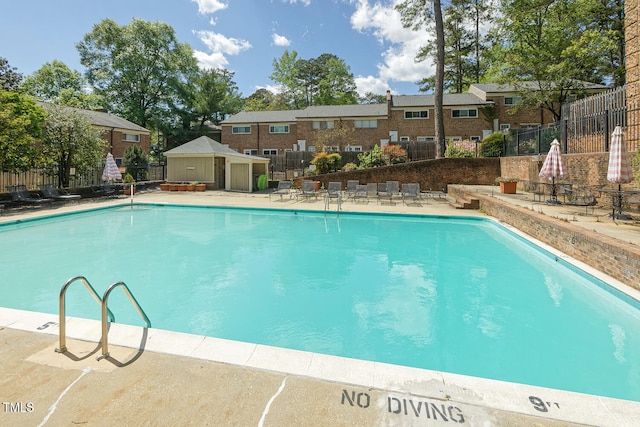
90;183;118;198
425;188;447;200
39;184;81;203
379;181;400;204
402;183;421;205
344;180;359;199
326;182;342;203
297;180;319;201
353;184;369;203
7;185;53;207
269;180;292;201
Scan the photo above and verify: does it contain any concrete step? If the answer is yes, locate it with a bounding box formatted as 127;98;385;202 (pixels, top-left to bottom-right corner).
450;197;480;210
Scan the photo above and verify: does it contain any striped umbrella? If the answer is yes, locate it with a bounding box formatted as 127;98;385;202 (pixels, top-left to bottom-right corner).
607;126;632;184
102;153;122;181
539;139;566;180
539;139;565;203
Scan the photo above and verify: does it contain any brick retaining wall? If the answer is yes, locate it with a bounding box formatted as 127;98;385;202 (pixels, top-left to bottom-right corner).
449;185;640;292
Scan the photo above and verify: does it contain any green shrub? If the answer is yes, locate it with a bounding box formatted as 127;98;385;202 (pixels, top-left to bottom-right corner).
445;140;476;158
480;132;505;157
342;162;358;172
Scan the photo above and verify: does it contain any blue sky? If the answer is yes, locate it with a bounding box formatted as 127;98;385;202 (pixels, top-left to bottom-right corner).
0;0;434;98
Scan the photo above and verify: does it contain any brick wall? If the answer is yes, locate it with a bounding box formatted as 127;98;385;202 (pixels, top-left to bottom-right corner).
303;157;500;191
107;130;151;161
449;185;640;291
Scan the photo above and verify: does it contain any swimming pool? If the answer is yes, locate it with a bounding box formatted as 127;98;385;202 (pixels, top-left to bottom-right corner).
2;205;640;402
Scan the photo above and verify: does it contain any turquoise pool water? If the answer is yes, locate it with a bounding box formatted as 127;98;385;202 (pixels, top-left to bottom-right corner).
2;205;640;401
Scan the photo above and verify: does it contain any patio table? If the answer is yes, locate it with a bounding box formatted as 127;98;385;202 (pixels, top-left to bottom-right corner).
596;187;640;220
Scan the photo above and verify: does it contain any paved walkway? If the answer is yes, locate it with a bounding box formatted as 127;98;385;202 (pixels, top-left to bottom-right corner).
1;187;640;426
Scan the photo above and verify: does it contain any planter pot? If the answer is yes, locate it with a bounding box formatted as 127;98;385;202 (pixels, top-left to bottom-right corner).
178;184;188;191
313;181;321;191
186;185;196;191
124;186;135;195
169;184;179;191
500;181;517;194
195;184;206;191
160;183;171;191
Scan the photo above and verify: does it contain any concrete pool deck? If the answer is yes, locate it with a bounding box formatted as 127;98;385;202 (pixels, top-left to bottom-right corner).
1;187;640;426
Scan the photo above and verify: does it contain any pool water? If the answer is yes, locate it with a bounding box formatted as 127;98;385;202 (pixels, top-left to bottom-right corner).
2;205;640;401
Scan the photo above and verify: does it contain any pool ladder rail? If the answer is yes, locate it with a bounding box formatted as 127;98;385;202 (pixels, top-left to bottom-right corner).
56;276;151;360
324;191;342;214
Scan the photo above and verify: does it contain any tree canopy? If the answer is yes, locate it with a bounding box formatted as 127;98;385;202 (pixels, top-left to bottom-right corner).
77;18;198;129
0;91;45;172
269;50;358;109
21;60;103;109
0;57;23;91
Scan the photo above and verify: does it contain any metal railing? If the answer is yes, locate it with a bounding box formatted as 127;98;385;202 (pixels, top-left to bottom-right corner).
99;281;151;360
56;276;115;353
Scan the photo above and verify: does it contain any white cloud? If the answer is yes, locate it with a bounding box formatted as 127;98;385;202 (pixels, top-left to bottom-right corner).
193;0;228;14
272;33;291;47
350;0;434;93
354;75;389;97
282;0;312;6
193;30;252;69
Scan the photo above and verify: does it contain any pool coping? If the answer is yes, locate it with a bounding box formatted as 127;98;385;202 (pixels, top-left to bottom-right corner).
2;204;640;425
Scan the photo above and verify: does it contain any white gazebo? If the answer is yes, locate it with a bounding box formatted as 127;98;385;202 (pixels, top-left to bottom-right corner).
164;136;269;192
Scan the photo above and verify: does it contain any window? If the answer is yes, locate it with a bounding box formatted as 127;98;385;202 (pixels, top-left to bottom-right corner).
233;126;251;134
417;136;435;142
122;133;140;142
262;149;278;155
500;124;511;133
323;146;340;152
404;110;429;119
269;125;289;133
470;136;481;142
345;146;362;152
451;109;478;118
504;97;522;106
243;149;258;155
400;136;410;142
447;137;463;142
312;120;334;130
354;119;377;128
308;146;316;152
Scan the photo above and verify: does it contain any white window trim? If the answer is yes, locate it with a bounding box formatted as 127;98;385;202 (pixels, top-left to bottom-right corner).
504;96;522;106
262;149;278;155
233;126;251;134
404;110;429;119
399;136;410;142
354;119;377;129
312;120;334;130
243;149;258;155
345;145;362;152
122;133;140;142
417;136;435;142
451;108;478;118
269;124;290;134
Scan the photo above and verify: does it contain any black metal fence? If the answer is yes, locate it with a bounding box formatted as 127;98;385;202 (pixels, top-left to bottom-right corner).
507;86;640;156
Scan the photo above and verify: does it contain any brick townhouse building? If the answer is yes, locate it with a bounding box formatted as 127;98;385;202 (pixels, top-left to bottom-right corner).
221;82;606;155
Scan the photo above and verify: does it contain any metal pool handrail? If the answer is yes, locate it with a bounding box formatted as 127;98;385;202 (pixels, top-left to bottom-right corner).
56;275;115;353
99;281;151;360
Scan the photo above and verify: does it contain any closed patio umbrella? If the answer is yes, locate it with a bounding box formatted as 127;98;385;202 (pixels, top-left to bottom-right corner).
102;153;122;182
606;126;633;219
538;139;566;203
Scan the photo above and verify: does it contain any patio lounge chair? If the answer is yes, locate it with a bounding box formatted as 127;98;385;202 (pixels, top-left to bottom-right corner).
379;181;400;204
353;184;369;203
39;184;81;203
297;180;319;201
7;185;53;207
90;183;117;198
402;183;421;205
269;180;292;201
326;182;342;203
345;180;359;199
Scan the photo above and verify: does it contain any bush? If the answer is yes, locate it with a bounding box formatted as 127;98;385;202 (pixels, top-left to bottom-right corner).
123;145;149;180
342;162;358;172
382;144;408;164
480;132;505;157
445;140;476;158
358;145;385;169
311;151;342;174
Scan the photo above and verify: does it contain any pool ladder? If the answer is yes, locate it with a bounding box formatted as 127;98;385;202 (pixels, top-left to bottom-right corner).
324;192;342;214
56;276;151;360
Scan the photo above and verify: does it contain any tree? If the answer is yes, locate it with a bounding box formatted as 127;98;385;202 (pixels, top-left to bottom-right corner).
310;152;342;174
39;104;106;187
397;0;446;158
0;57;23;91
315;121;356;151
0;92;45;172
488;0;618;121
21;60;103;109
358;145;386;169
358;92;387;104
270;50;358;108
77;18;198;128
123;144;149;181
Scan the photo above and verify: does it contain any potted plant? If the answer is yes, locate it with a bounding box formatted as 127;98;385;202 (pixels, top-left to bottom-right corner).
497;177;518;194
186;182;196;191
194;182;206;191
122;173;136;195
160;182;171;191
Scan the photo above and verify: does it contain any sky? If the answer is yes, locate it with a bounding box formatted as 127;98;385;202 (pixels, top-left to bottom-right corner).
0;0;435;98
